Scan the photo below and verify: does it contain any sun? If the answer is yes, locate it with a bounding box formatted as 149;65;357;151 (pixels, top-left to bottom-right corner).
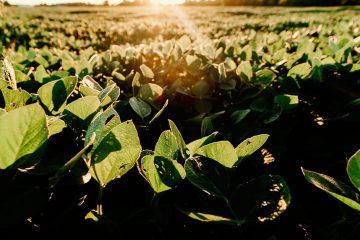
150;0;185;5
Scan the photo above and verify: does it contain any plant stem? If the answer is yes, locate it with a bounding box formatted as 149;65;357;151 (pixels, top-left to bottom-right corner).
49;133;96;188
97;186;104;216
222;196;245;240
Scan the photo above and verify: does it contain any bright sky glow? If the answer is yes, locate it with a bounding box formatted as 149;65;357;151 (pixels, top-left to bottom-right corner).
150;0;185;5
8;0;123;5
8;0;185;5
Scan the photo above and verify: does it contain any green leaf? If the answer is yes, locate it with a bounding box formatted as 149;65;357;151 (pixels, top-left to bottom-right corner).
201;111;224;137
256;69;275;86
63;96;101;127
230;175;291;222
224;58;237;71
187;132;218;157
310;57;323;82
185;157;229;197
141;155;170;193
33;65;51;84
82;75;102;91
47;116;66;137
274;94;299;110
196;141;238;168
79;85;99;97
0;81;31;111
177;35;191;51
287;63;312;79
85;106;121;157
35;55;49;68
185;55;202;76
169;120;187;159
129;97;152;120
0;104;48;169
38;76;77;115
85;210;100;222
230;109;251;125
218;63;227;81
347;150;360;191
97;83;120;106
131;72;141;96
15;70;30;83
155;130;179;160
235;134;269;164
90;120;141;187
350;63;360;73
219;78;237;91
75;59;92;79
141;155;185;193
191;80;210;98
236;61;253;82
303;168;360;211
138;83;164;107
140;64;154;79
149;99;169;125
51;70;69;80
178;208;244;225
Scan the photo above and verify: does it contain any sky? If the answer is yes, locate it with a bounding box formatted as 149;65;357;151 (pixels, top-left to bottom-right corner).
8;0;123;5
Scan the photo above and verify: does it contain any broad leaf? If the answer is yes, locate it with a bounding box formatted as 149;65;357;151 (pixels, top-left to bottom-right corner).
141;155;185;193
274;95;299;110
287;62;312;79
185;55;202;76
177;35;191;51
98;83;120;106
230;109;251;125
85;106;121;157
140;64;154;79
0;104;48;169
33;65;51;84
178;208;244;225
187;132;218;157
236;61;253;82
201;111;224;137
63;96;101;127
235;134;269;164
196;141;238;168
79;85;99;97
38;76;77;115
155;130;179;160
256;69;275;86
230;175;291;222
302;168;360;211
129;97;152;120
191;80;210;98
90;120;141;187
169;120;187;159
138;83;164;106
149;99;169;125
47;116;66;137
347;150;360;191
0;81;31;111
185;157;229;197
82;75;102;91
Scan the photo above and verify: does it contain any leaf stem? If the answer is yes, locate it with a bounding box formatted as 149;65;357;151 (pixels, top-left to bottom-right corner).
97;186;104;216
222;196;245;239
49;132;96;188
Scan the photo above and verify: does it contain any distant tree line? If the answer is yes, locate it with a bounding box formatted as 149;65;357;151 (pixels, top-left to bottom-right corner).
3;0;359;7
118;0;360;6
217;0;360;6
182;0;360;5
